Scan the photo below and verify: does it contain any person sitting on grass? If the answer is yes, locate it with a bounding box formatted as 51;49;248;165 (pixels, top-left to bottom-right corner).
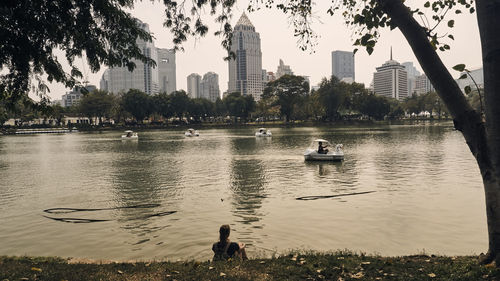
212;224;248;261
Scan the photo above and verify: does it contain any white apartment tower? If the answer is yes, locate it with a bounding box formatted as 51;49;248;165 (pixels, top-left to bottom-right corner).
228;13;264;101
187;73;201;98
331;50;355;81
100;21;176;95
373;49;408;100
200;72;220;102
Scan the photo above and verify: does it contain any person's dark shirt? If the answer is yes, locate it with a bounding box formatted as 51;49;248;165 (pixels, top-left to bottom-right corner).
212;242;240;259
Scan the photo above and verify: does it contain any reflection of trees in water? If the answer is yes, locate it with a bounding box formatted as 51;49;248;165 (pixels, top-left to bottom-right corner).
110;139;183;247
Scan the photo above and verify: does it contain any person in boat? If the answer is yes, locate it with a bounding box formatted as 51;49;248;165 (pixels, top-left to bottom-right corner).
318;141;329;154
212;224;248;261
126;131;132;137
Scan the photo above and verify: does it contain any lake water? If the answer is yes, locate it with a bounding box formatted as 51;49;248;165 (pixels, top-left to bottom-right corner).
0;123;487;261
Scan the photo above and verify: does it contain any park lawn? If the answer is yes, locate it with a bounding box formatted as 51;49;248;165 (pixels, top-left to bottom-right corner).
1;252;499;280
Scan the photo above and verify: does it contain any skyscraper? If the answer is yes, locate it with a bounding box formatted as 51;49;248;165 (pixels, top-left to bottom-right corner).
100;21;176;95
200;72;220;102
331;50;355;81
276;59;293;79
402;62;421;96
187;73;201;99
228;13;264;101
157;48;176;94
373;48;408;100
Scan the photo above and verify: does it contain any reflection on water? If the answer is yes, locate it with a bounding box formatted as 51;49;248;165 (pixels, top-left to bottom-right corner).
0;123;487;260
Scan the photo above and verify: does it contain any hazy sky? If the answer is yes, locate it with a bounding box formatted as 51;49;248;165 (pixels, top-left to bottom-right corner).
46;0;482;100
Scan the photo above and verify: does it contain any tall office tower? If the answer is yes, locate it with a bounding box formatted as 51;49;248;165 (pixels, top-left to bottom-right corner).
100;21;176;95
402;62;421;96
275;59;293;79
200;72;220;102
187;73;201;98
331;50;355;81
373;49;408;100
415;74;435;95
157;48;176;94
228;13;264;101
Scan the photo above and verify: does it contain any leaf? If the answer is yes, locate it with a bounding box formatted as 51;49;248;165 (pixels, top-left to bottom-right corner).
117;270;123;274
424;1;430;8
459;73;468;79
465;86;471;94
448;20;455;28
220;272;226;277
428;273;436;278
453;64;466;72
31;267;42;272
448;34;455;40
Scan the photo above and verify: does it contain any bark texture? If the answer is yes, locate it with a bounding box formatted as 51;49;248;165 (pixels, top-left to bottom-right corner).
377;0;500;262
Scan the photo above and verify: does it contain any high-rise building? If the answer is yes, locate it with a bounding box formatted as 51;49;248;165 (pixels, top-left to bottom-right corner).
100;21;176;95
61;85;97;107
228;13;264;101
157;48;176;94
331;50;355;81
402;62;421;96
373;49;408;100
276;59;293;79
187;73;201;99
415;74;435;95
200;72;220;102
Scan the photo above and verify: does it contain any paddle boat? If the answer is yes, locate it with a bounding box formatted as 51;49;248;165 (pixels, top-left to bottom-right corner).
304;139;344;161
185;128;199;137
255;128;272;137
121;130;138;140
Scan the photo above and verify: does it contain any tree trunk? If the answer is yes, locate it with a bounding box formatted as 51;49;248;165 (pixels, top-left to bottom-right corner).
379;0;500;262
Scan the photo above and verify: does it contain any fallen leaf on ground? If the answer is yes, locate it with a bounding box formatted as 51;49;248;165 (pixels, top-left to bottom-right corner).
209;266;214;270
260;261;266;264
361;261;371;265
351;272;364;279
220;272;226;277
428;273;436;278
31;267;42;272
117;270;123;274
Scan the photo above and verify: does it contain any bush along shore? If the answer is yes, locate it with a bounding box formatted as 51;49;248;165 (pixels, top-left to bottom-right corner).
1;252;499;281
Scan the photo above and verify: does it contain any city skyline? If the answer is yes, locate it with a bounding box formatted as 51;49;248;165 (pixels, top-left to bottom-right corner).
42;1;481;101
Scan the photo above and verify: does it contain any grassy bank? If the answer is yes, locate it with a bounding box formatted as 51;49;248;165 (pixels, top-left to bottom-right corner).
1;252;498;280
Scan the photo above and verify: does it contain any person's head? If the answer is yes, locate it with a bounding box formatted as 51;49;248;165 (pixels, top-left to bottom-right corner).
219;224;230;243
319;141;322;146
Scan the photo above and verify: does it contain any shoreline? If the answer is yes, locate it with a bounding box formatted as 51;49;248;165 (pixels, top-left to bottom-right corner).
1;252;497;280
1;118;453;134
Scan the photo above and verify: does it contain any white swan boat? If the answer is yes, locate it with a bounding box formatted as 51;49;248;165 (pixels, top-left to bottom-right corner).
255;128;272;137
185;128;199;137
304;139;344;161
121;130;138;140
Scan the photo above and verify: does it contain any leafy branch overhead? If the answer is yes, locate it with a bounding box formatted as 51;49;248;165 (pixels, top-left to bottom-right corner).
0;0;154;107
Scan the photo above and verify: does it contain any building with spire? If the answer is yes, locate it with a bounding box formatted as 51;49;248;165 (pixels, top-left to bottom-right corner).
373;48;408;100
228;13;264;101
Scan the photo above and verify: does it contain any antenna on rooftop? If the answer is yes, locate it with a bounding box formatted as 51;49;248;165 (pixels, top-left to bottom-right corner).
390;46;393;60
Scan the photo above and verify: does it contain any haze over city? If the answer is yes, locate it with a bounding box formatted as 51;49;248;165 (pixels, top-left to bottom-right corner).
46;0;482;100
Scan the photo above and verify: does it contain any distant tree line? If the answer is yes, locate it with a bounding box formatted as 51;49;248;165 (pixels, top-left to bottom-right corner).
1;75;452;127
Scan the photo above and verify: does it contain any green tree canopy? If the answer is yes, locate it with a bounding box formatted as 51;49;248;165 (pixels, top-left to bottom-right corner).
122;89;152;123
262;75;309;122
0;0;154;108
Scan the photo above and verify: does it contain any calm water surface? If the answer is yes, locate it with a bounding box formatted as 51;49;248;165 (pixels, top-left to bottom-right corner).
0;123;486;260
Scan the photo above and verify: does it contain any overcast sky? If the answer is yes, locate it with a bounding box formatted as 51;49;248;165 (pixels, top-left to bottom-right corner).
46;0;482;100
